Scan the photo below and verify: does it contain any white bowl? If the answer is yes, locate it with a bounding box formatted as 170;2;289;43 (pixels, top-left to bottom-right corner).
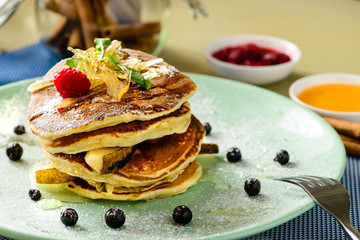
204;34;301;85
289;73;360;123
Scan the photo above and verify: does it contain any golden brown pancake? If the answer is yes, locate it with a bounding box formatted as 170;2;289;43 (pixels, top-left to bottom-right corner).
26;49;197;140
67;161;202;201
41;102;191;154
29;46;206;202
44;115;205;188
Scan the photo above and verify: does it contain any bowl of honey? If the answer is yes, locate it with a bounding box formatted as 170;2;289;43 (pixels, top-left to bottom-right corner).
289;73;360;123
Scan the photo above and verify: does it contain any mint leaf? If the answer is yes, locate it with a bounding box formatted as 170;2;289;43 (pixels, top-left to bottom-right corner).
126;67;151;90
66;58;82;68
94;38;111;52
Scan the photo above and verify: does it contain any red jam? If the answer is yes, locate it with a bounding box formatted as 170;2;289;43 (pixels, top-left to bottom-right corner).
212;43;291;66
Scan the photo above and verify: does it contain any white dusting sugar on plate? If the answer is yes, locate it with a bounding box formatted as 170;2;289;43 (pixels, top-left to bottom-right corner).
0;75;345;240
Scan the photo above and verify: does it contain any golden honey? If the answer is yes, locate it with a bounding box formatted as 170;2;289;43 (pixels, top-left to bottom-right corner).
298;83;360;112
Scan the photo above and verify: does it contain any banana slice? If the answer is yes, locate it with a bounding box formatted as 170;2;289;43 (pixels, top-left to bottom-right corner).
35;165;74;184
84;146;133;174
27;79;54;92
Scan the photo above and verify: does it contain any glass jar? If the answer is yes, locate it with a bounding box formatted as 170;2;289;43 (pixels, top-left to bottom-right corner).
36;0;171;56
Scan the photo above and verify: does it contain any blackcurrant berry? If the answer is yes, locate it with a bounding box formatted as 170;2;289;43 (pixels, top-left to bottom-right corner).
14;125;26;135
105;207;126;228
203;122;212;135
28;189;41;201
226;147;241;162
172;205;192;225
244;178;261;196
60;208;78;226
6;142;23;161
274;149;290;165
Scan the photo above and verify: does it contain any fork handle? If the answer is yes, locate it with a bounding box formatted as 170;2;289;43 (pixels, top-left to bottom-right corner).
338;218;360;240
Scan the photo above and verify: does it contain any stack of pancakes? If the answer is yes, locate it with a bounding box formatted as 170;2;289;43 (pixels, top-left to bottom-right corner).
27;49;205;201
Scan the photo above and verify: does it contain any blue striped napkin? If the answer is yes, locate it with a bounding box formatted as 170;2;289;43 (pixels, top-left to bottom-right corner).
0;41;64;85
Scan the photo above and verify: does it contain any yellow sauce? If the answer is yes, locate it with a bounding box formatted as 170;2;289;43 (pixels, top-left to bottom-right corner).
297;83;360;112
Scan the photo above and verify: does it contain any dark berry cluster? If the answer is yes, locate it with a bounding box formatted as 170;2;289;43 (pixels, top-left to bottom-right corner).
212;43;291;66
54;205;195;227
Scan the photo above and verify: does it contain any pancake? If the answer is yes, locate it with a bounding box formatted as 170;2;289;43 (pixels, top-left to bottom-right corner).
28;42;208;202
67;161;201;201
26;49;197;140
43;115;205;188
41;102;191;154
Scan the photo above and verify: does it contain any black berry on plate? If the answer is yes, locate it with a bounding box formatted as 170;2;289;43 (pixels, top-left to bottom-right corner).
244;178;261;196
14;125;26;135
6;142;23;161
226;147;242;162
28;189;41;201
172;205;192;225
105;207;126;228
203;122;212;135
274;149;290;165
60;208;79;226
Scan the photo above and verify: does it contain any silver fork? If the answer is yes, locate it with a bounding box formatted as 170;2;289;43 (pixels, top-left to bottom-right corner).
276;175;360;240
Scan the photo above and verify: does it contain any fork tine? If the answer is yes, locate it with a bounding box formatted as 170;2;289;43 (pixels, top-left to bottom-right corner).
275;176;332;193
275;176;311;192
305;175;338;185
277;175;337;186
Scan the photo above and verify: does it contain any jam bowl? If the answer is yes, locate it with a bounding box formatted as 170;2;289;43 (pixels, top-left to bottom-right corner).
204;34;301;85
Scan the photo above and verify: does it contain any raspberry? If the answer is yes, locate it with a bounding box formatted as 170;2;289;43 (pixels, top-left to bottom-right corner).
54;67;91;98
212;44;291;66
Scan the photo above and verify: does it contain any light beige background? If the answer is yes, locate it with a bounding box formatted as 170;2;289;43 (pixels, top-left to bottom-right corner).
160;0;360;96
2;0;360;96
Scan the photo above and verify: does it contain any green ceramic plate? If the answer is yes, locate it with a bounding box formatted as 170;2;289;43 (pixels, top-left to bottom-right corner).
0;73;346;240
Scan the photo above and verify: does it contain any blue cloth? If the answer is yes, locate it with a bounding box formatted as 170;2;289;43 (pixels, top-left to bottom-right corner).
0;41;64;85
